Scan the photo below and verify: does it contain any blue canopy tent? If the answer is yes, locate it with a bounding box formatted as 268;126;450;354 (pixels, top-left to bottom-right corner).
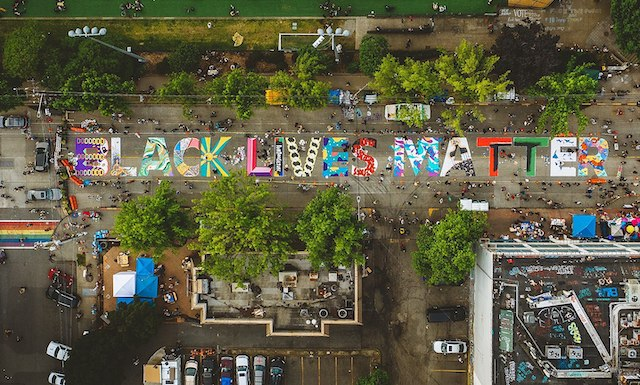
135;274;159;299
572;214;597;238
116;297;134;305
136;257;154;277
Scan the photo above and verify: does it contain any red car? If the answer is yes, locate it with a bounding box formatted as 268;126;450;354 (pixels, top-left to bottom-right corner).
48;268;73;289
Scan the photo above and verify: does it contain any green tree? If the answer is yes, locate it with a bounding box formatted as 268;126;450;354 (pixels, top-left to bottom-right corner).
434;39;512;103
397;58;442;100
114;180;195;256
0;77;24;112
192;173;292;283
356;369;391;385
297;187;364;269
397;105;428;128
65;300;160;385
372;55;409;101
294;47;328;80
2;25;46;80
442;106;486;137
64;36;143;82
359;35;389;76
158;71;199;105
269;71;329;111
52;70;135;116
413;209;487;285
492;20;561;89
168;42;203;74
204;69;268;120
109;301;160;347
529;62;598;135
611;0;640;57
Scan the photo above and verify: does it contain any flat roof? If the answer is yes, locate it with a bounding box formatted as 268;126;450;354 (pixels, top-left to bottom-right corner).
482;239;640;257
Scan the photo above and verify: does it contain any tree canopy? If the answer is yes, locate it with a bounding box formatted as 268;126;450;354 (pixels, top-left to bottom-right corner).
167;42;203;74
269;71;329;111
51;70;135;116
492;20;561;90
359;35;389;76
0;77;24;113
293;47;328;80
529;61;598;135
413;209;487;285
65;300;160;385
372;55;441;102
296;187;364;269
434;39;512;103
356;369;391;385
158;71;199;105
611;0;640;57
204;69;268;120
114;180;195;256
2;25;46;80
192;173;292;283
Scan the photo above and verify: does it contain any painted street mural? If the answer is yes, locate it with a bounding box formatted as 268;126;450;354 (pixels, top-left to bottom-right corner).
72;135;612;179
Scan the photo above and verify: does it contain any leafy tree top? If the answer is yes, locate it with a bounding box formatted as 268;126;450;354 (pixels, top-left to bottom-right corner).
168;42;203;74
413;209;487;285
158;71;199;105
492;20;561;90
529;61;598;135
611;0;640;57
114;180;195;256
293;47;328;80
269;71;329;111
359;34;389;76
192;173;292;282
372;55;442;102
0;77;24;113
356;369;390;385
434;39;512;103
204;69;268;120
297;187;364;269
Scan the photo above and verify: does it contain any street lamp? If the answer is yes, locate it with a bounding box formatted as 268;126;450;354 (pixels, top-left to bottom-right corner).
67;26;146;63
314;27;350;63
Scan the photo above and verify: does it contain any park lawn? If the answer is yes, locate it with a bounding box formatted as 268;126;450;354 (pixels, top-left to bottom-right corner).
0;0;503;18
0;19;352;51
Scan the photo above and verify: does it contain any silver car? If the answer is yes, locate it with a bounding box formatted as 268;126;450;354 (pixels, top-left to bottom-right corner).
433;340;467;355
28;189;62;201
35;141;50;172
0;115;28;129
253;355;266;385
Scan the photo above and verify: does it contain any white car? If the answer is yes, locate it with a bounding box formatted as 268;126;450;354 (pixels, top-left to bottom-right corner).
47;341;72;361
236;354;250;385
27;188;62;201
48;372;66;385
253;355;266;385
433;340;467;355
184;359;198;385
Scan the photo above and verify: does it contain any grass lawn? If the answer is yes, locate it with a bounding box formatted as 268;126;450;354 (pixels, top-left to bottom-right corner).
0;0;504;18
0;19;353;51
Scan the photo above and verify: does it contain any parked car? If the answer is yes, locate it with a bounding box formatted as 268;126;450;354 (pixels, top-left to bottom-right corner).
433;340;467;355
46;285;80;308
202;355;216;385
253;355;266;385
48;267;74;289
46;341;72;361
427;306;467;323
27;188;62;201
220;356;233;385
48;372;66;385
0;115;28;129
185;359;198;385
35;141;50;172
269;357;285;385
235;355;250;385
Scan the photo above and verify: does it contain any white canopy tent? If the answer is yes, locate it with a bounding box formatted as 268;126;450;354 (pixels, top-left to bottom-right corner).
113;271;136;298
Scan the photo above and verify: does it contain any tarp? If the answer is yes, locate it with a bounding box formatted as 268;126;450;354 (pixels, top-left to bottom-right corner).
328;89;341;105
572;214;597;238
136;257;154;277
135;274;159;299
113;271;136;297
499;309;514;352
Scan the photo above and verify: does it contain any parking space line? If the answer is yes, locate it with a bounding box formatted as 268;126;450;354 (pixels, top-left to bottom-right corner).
335;356;338;385
351;356;354;385
317;356;321;385
301;356;305;385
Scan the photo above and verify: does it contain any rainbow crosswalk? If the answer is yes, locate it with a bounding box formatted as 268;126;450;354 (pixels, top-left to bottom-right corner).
0;220;59;248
